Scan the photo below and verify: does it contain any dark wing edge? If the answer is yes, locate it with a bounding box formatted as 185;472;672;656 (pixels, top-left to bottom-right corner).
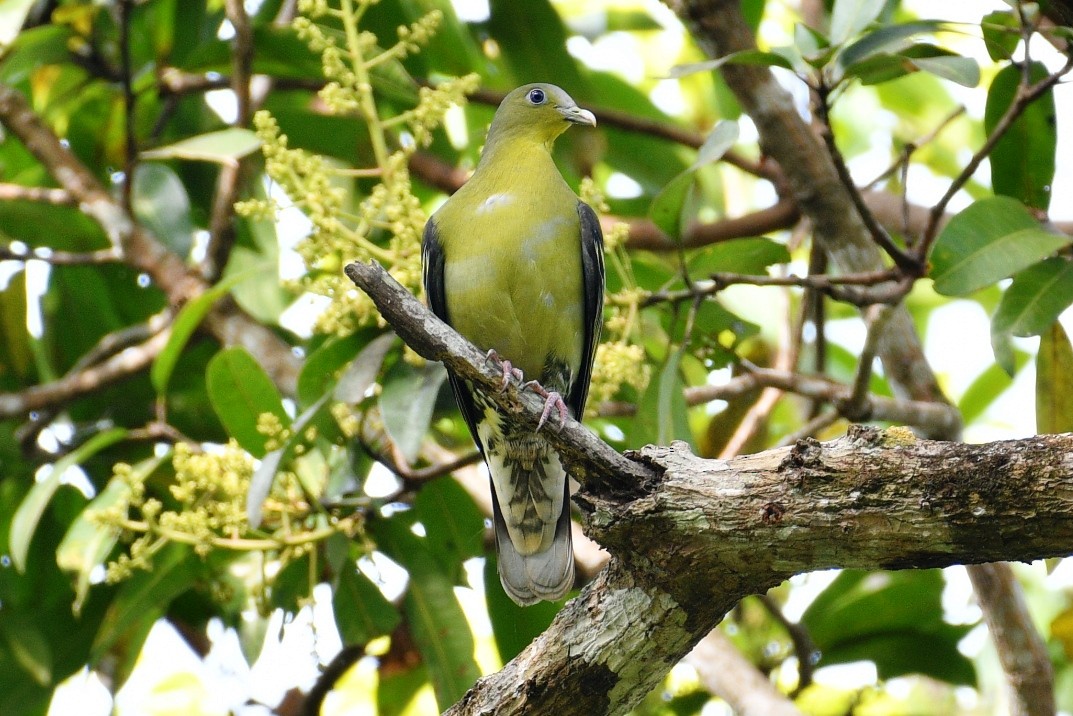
422;218;486;454
567;201;605;418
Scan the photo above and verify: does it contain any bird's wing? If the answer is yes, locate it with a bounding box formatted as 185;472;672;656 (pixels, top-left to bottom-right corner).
422;218;485;454
566;201;605;418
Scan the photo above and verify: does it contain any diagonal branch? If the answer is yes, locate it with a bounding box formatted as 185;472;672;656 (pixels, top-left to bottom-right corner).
346;255;1073;713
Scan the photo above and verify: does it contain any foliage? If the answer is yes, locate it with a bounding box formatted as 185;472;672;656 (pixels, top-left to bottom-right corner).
0;0;1071;714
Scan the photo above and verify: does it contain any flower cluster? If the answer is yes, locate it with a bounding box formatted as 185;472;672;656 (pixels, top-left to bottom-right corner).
242;0;479;336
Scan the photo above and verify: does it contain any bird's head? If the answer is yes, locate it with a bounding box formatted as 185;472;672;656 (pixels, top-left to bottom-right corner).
486;83;596;148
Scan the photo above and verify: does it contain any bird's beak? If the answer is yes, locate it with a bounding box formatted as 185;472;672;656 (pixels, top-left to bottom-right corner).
559;105;597;127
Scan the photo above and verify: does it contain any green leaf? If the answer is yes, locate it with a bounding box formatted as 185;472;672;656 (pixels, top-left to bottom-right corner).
131;163;195;259
484;553;562;662
1037;322;1073;435
981;10;1020;61
687;237;791;276
649;121;739;240
908;54;979;88
930;196;1069;296
9;427;128;573
985;62;1056;210
802;569;975;685
56;465;155;616
206;347;289;458
379;361;449;464
0;269;32;380
488;0;587;92
668;50;794;79
0;615;52;686
991;258;1073;373
375;517;480;710
957;351;1027;425
830;0;887;45
837;20;947;69
141;128;262;166
414;477;484;583
332;566;401;646
629;345;692;448
90;542;197;665
247;393;331;528
333;332;397;404
297;332;366;407
151;268;254;394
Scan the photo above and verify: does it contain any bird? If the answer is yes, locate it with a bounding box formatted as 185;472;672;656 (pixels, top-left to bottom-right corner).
422;83;604;605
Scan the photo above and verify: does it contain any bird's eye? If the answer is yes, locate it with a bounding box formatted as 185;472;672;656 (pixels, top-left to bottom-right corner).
527;88;546;105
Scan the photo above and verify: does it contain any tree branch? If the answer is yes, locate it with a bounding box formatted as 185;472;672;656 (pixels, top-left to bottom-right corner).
687;628;803;716
346;256;1073;712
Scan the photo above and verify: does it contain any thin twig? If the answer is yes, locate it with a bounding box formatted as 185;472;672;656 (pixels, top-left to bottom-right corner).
756;593;818;695
0;184;74;204
637;268;902;308
815;80;921;274
0;243;123;265
920;53;1073;253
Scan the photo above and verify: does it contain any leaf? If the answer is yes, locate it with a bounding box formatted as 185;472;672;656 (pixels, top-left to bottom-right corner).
981;10;1020;62
985;62;1056;210
629;345;692;448
332;565;400;646
379;361;449;464
0;269;32;379
247;393;332;528
991;258;1073;373
1037;322;1073;435
56;472;137;615
90;542;197;664
957;351;1027;425
930;196;1069;296
908;54;979;88
375;517;480;710
830;0;887;45
687;237;791;276
0;615;52;686
9;427;127;573
297;332;366;407
141;128;262;166
151;268;255;395
333;332;397;404
206;347;289;458
802;569;975;685
649;121;739;240
668;50;793;79
131;163;195;259
837;20;947;69
414;477;484;583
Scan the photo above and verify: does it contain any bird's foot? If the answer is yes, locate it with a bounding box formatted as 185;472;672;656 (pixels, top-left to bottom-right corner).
484;349;523;392
523;380;570;432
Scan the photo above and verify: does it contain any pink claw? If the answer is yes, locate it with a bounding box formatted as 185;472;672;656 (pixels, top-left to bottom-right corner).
484;349;523;391
523;380;570;432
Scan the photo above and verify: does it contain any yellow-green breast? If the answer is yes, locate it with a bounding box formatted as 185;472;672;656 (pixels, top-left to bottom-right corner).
432;142;585;383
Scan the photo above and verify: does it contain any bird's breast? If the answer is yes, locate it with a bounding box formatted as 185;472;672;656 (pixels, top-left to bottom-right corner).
440;190;585;381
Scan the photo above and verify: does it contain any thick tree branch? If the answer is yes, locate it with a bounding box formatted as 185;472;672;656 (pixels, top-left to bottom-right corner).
347;256;1073;714
447;431;1073;715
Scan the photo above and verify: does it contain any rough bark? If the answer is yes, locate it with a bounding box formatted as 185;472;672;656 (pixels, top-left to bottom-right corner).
346;259;1073;715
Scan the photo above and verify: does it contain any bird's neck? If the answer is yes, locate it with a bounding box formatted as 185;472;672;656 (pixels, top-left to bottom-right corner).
472;134;561;188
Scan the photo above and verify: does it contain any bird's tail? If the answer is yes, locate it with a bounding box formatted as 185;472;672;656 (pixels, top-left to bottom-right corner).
479;417;574;605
